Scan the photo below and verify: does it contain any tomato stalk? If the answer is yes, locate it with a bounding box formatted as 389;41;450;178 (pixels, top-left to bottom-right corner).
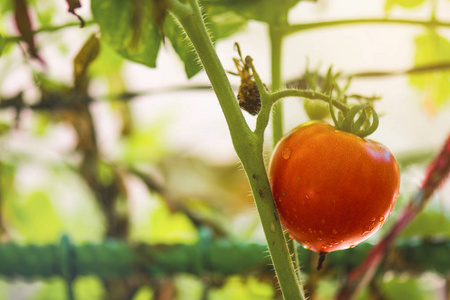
327;100;379;138
248;59;347;137
255;84;380;138
168;0;305;299
268;89;349;112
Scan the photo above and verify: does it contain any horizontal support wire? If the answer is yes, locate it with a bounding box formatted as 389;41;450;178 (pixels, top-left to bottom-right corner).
0;235;448;281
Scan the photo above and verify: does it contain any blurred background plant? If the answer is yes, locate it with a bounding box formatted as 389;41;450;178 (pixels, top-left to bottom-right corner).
0;0;449;299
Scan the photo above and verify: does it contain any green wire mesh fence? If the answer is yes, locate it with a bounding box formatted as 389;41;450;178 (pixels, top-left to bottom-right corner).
0;232;448;299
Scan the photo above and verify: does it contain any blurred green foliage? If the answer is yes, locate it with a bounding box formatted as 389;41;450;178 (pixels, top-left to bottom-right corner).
410;31;450;111
5;191;62;244
401;210;450;238
384;0;427;11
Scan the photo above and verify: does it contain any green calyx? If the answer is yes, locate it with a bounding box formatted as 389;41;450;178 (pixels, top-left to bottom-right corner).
328;97;379;138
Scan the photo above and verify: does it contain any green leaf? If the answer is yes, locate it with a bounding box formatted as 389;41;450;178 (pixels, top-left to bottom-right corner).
133;286;154;300
32;114;50;136
74;276;105;300
203;0;301;24
205;6;248;40
120;121;168;164
0;1;13;18
164;15;202;78
6;191;63;244
209;276;275;300
409;31;450;111
91;0;161;68
173;275;203;300
34;1;56;27
0;121;10;135
400;210;450;238
382;276;430;300
147;203;198;244
89;41;124;78
96;160;116;186
384;0;427;12
35;279;66;300
0;34;4;57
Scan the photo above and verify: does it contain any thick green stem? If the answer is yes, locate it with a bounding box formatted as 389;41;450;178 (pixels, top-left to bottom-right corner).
269;25;284;147
269;24;303;286
169;1;304;299
242;154;305;300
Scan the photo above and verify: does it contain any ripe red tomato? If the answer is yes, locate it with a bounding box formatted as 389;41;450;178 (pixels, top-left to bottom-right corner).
269;122;400;253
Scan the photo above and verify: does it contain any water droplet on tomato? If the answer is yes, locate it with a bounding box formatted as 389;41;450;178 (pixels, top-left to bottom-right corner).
371;217;376;222
362;223;375;235
308;228;313;233
281;147;292;159
332;229;338;235
321;219;326;224
318;237;323;241
379;216;385;222
319;230;324;235
350;244;355;248
304;240;310;244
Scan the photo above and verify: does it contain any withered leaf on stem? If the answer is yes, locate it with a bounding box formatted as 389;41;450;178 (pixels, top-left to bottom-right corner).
73;34;100;93
13;0;44;64
66;0;85;27
130;0;144;49
152;0;169;38
238;80;262;116
232;47;263;116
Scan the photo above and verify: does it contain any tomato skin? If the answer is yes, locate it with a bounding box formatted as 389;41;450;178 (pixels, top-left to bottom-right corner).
269;122;400;253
